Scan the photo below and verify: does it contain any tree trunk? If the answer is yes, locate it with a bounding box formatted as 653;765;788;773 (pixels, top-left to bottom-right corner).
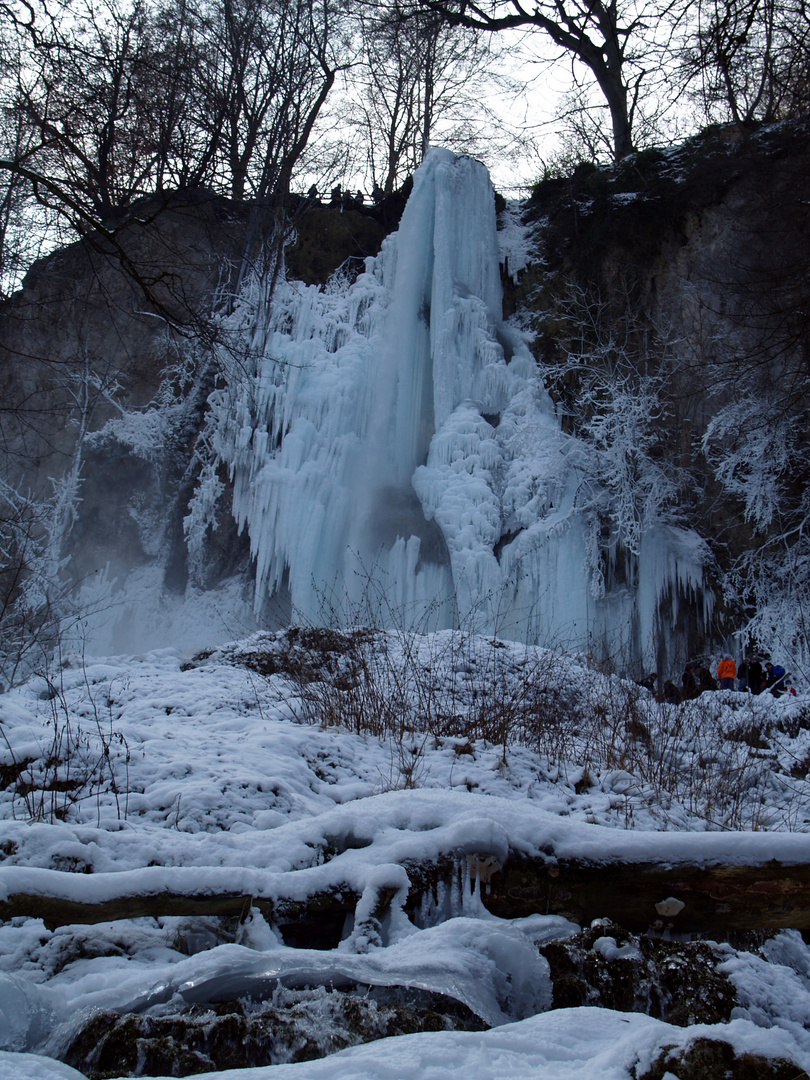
481;854;810;933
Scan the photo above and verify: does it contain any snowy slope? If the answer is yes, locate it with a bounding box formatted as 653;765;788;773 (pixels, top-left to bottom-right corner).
1;632;810;1078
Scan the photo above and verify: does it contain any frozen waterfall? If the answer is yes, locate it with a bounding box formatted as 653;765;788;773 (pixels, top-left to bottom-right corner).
195;149;710;668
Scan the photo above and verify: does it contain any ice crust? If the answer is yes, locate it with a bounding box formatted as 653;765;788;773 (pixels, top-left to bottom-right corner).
203;149;708;667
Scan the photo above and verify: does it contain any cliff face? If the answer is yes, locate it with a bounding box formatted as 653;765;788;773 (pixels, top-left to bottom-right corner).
0;192;392;655
514;119;810;656
0;194;247;647
1;121;808;664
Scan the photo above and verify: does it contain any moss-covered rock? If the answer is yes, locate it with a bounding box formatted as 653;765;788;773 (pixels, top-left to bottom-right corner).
523;118;810;293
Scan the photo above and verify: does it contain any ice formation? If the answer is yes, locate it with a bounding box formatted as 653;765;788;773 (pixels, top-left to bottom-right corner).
197;149;709;667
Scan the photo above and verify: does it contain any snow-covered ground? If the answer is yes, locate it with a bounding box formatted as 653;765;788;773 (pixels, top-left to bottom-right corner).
1;630;810;1079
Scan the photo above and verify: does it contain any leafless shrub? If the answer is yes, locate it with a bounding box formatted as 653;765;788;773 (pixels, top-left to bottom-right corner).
272;618;582;788
0;665;130;824
575;678;810;830
227;608;810;829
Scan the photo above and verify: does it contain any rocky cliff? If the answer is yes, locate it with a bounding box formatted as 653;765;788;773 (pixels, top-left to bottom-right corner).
0;190;392;659
513;118;810;664
1;120;808;671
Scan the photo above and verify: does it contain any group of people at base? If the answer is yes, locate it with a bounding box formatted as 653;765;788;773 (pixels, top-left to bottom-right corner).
713;656;795;697
640;657;796;704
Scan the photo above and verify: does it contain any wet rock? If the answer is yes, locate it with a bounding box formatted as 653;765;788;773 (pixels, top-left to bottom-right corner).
63;983;485;1078
538;919;736;1025
638;1036;809;1080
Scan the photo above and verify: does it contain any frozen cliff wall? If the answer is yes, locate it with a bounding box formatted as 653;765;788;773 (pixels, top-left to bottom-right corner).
191;149;710;669
0;190;393;662
517;118;810;671
5;123;807;674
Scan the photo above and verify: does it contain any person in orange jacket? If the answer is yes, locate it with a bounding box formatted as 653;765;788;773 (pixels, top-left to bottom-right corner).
717;656;737;690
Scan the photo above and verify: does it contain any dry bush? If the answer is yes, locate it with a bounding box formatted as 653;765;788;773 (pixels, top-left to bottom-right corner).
274;624;582;785
232;620;810;829
0;667;130;824
575;679;810;830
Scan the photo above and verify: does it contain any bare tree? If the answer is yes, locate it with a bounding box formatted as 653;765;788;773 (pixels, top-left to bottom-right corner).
11;0;160;224
0;72;48;298
147;0;220;193
185;0;348;202
680;0;810;126
348;3;511;194
417;0;690;160
0;0;349;256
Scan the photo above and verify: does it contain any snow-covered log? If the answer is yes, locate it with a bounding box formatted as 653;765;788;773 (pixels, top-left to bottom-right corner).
4;852;810;935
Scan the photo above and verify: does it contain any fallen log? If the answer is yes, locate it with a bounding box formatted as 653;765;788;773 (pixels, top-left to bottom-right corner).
481;855;810;933
0;885;361;937
3;854;810;936
0;890;261;930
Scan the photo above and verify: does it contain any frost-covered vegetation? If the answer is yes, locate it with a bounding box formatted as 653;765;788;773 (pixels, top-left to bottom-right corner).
517;121;810;682
2;631;810;1079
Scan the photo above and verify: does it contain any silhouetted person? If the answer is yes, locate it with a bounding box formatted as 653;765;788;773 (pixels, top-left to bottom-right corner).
637;672;657;694
765;661;788;696
682;663;699;700
697;665;718;692
663;680;681;704
748;657;763;694
737;657;749;692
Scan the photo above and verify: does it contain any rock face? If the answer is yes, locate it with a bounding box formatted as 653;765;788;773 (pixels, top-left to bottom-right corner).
1;122;808;662
537;919;737;1024
0;192;249;621
518;119;810;581
640;1038;810;1080
0;191;392;657
52;914;795;1080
